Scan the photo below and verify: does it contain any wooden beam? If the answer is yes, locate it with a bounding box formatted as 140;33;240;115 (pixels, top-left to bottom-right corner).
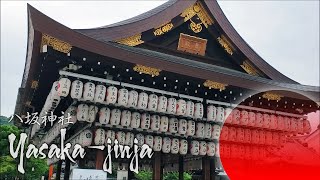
179;155;184;180
202;157;210;180
64;159;71;180
95;150;104;170
210;157;216;180
153;152;162;180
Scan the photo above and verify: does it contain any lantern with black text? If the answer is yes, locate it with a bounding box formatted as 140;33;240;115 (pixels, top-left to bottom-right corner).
110;109;121;125
179;139;188;155
248;112;256;127
162;137;171;153
167;97;177;114
196;122;205;138
186;101;194;118
178;119;187;135
204;123;212;139
216;107;225;123
79;129;93;147
58;78;71;97
135;133;144;147
106;86;118;104
169;118;179;133
116;131;126;145
77;104;89;122
99;107;110;125
263;114;271;128
118;88;129;106
194;102;204;119
236;128;245;142
240;110;249;126
207;142;215;157
190;140;200;155
270;114;278;130
220;126;228;141
232;109;240;125
94;84;106;103
244;129;251;143
187;120;196;136
131;112;141;129
157;96;167;113
177;99;187;115
121;110;131;127
212;124;221;140
145;135;154;148
70;80;83;99
148;94;158;111
125;132;134;147
256;113;263;128
88;105;98;123
83;82;95;101
207;105;217;122
128;90;138;108
105;130;116;145
151;115;160;131
171;138;179;154
153;136;162;152
160;116;169;132
199;141;207;156
94;128;105;145
228;127;236;142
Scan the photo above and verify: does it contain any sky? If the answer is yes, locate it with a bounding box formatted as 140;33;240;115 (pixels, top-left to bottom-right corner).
1;1;319;129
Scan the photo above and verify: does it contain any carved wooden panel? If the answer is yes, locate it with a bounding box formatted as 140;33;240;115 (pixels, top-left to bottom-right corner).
177;33;207;56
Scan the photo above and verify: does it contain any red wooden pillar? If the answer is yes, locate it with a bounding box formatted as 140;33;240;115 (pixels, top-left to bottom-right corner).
153;152;162;180
202;157;210;180
95;150;104;170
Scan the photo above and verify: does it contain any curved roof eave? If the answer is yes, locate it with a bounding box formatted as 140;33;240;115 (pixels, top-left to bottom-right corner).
75;0;298;84
25;4;320;102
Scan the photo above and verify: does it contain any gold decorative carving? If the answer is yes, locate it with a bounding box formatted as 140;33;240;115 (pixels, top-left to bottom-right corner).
203;80;228;91
217;36;233;55
133;64;161;77
41;34;72;53
31;80;39;89
262;93;283;101
153;22;174;36
240;60;259;76
189;20;202;33
181;2;213;28
177;33;207;56
116;34;144;46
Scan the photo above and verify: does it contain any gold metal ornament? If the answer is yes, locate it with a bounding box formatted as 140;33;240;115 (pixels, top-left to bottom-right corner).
133;64;161;77
217;36;233;55
240;60;259;76
262;93;283;101
203;80;228;91
31;80;39;89
116;34;144;46
153;22;174;36
189;20;202;33
41;34;72;54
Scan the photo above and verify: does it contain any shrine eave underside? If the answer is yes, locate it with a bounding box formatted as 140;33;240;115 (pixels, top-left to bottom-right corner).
20;2;319;109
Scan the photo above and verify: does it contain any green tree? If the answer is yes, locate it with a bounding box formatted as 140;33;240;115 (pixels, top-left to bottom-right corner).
134;170;152;180
0;124;48;179
163;171;192;180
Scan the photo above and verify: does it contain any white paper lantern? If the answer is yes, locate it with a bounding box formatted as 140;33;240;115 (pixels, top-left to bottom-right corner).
190;141;200;155
160;116;169;132
272;132;279;146
70;80;83;99
204;123;212;139
244;129;251;143
236;128;245;142
157;96;167;113
83;82;95;101
58;78;71;97
196;123;205;138
284;117;291;132
170;138;179;154
162;137;171;153
240;110;249;126
169;118;179;133
106;86;118;104
265;131;272;145
94;128;105;145
216;107;225;123
303;119;311;134
176;99;187;116
87;105;98;123
211;125;221;140
144;135;154;148
110;109;121;125
228;127;236;142
118;88;129;106
135;134;144;147
290;118;298;133
77;104;89;121
297;119;304;134
51;81;60;100
150;115;160;131
186;101;194;118
153;136;162;152
207;142;215;156
248;112;256;127
128;90;138;108
259;130;265;144
199;141;207;156
256;113;263;128
137;92;148;109
64;106;77;125
148;94;158;111
179;139;188;155
251;130;259;144
207;105;217;122
194;103;204;119
187;120;196;136
263;114;271;128
277;116;284;131
131;112;141;128
167;97;177;114
232;109;240;125
94;84;106;103
220;126;228;141
121;110;131;127
99;107;110;125
270;115;278;130
79;129;92;147
125;132;134;147
105;130;115;145
116;131;126;145
178;119;187;135
215;143;220;157
224;107;233;124
141;113;151;129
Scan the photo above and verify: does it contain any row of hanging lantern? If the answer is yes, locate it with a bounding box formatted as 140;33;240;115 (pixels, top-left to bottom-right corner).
40;106;77;144
223;108;311;135
77;104;222;140
68;128;219;157
220;126;285;147
220;144;268;160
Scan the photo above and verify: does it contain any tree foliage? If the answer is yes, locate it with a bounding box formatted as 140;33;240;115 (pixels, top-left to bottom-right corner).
134;170;192;180
0;122;48;179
